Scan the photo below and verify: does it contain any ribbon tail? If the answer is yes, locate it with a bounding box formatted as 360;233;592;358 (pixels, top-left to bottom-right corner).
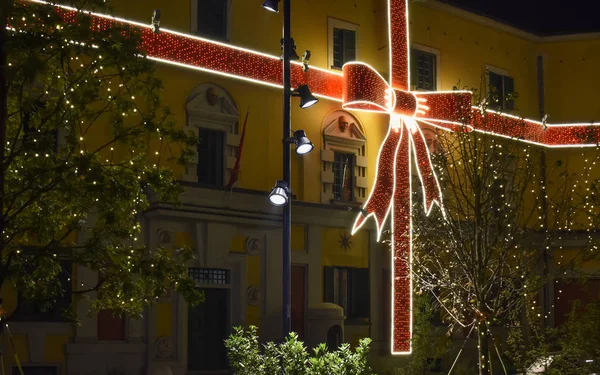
392;123;411;353
352;120;403;241
408;118;445;218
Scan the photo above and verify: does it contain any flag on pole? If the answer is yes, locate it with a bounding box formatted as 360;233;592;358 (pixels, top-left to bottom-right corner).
226;108;249;189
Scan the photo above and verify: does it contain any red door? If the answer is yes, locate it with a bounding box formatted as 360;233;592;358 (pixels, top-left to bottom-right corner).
291;264;307;339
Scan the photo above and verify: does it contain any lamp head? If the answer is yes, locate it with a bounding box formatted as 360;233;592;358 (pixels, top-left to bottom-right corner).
262;0;280;13
269;180;289;206
293;130;314;155
295;85;318;109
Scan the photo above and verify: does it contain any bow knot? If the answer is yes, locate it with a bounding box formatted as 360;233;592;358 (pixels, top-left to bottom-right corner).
340;62;447;237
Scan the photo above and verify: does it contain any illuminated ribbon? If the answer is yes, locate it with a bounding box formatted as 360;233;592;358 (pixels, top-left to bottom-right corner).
23;0;600;355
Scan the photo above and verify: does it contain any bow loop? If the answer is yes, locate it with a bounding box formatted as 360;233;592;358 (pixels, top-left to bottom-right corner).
342;62;395;113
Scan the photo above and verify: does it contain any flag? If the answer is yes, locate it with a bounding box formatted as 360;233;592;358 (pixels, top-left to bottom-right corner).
226;108;249;189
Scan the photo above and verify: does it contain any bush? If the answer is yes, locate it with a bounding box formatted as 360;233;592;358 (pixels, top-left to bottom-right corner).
225;326;375;375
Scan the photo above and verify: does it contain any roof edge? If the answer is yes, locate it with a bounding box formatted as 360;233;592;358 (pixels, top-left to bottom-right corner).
420;0;600;43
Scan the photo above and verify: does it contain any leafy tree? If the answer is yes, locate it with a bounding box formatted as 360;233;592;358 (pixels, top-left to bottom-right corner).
0;0;202;320
225;326;374;375
410;85;600;375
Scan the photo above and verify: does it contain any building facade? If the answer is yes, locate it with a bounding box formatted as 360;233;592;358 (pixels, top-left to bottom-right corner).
3;0;600;374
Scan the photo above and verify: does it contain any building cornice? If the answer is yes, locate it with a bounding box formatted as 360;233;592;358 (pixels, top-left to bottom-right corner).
420;0;600;44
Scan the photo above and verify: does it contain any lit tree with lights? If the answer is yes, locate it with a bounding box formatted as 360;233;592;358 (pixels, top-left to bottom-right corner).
0;0;202;321
409;86;600;375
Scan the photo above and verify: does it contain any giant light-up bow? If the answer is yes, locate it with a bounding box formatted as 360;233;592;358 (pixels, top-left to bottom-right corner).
26;0;600;355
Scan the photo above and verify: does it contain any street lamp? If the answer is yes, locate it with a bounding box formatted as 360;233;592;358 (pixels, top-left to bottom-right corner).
262;0;280;13
263;0;316;340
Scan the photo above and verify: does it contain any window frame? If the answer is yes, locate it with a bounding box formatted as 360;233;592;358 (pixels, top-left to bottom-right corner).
14;258;73;322
485;65;515;111
332;152;355;202
410;44;441;91
196;128;226;187
323;266;370;322
190;0;232;42
328;18;360;70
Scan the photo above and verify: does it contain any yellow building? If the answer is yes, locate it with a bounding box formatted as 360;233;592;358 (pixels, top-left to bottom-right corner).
6;0;600;374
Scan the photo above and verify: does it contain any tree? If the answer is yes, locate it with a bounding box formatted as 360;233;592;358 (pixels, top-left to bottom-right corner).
0;0;202;321
410;86;600;375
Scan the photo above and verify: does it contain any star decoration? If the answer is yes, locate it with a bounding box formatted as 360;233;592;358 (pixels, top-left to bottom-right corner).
339;232;352;251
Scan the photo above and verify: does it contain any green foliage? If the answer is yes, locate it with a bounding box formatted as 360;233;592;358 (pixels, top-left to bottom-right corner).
392;292;450;375
1;0;202;319
225;326;375;375
507;302;600;375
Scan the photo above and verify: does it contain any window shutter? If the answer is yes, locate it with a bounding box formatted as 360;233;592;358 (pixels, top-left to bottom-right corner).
410;50;436;90
488;71;503;109
332;28;343;68
197;129;224;186
196;0;228;40
351;268;370;319
323;267;335;303
342;30;356;64
504;76;515;110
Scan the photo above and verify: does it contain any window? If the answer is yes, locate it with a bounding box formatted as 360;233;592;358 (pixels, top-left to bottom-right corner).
411;49;437;91
197;128;224;186
328;18;359;69
333;28;356;69
324;267;369;320
554;278;600;326
488;70;515;110
320;112;367;204
14;260;72;322
332;152;354;201
97;272;126;341
192;0;228;40
185;84;239;184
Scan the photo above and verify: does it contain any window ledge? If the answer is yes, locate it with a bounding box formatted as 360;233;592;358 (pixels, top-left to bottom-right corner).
344;318;370;326
9;321;72;335
330;200;361;208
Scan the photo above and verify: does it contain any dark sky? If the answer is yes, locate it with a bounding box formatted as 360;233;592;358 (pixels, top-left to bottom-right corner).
439;0;600;36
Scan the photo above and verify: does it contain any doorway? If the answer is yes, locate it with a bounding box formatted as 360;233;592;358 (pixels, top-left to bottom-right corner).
291;264;307;339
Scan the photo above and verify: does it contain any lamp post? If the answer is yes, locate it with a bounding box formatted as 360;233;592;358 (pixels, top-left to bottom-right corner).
281;0;292;339
264;0;316;341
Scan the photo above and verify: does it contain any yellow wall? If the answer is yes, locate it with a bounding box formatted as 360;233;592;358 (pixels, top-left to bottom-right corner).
322;228;369;268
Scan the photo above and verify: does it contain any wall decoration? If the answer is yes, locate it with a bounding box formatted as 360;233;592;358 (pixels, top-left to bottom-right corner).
24;0;600;355
155;336;174;359
245;237;262;256
339;232;353;252
246;286;261;306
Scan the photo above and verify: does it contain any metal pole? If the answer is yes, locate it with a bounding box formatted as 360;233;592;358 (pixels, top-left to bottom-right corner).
281;0;292;340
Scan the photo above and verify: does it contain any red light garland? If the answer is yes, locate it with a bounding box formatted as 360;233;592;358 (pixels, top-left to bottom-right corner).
23;0;600;355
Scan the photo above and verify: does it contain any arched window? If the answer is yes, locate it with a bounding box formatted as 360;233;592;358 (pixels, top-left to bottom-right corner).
184;84;240;186
320;111;367;204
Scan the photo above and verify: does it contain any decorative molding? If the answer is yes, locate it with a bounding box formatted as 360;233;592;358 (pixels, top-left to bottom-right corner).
156;228;173;246
246;286;261;306
156;336;174;359
245;237;262;256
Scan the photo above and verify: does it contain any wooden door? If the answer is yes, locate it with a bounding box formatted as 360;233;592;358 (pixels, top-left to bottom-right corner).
291;264;307;339
188;288;229;371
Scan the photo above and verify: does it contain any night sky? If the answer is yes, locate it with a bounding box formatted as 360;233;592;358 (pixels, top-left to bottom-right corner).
439;0;600;36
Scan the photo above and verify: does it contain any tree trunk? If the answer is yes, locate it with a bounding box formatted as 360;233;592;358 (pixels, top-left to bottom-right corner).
478;321;490;375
